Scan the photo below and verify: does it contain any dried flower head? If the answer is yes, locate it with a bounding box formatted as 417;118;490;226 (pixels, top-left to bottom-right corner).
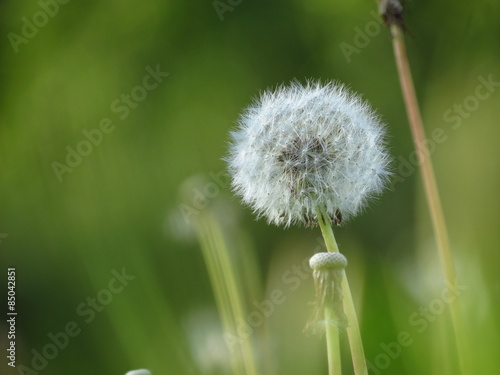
307;252;349;334
227;81;391;227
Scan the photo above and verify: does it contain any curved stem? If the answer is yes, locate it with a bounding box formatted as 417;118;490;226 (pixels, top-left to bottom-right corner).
315;205;368;375
390;24;470;375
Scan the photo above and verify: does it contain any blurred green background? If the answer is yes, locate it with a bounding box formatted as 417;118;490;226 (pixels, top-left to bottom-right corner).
1;0;499;374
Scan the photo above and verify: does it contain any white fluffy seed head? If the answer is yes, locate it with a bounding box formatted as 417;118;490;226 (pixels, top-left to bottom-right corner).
309;252;348;270
226;81;392;227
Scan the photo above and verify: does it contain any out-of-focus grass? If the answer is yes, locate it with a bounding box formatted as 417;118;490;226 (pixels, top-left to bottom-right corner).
0;0;499;374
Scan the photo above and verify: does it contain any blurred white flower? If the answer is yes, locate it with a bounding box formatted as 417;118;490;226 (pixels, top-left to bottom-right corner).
125;370;151;375
227;81;392;227
183;308;233;373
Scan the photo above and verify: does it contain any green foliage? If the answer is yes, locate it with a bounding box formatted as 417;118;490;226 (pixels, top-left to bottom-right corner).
1;0;499;374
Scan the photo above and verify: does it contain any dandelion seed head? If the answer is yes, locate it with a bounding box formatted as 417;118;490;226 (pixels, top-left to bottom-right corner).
226;81;392;227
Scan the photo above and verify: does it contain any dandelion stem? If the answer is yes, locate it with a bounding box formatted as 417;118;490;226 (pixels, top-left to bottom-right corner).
325;306;341;375
315;205;368;375
389;23;470;374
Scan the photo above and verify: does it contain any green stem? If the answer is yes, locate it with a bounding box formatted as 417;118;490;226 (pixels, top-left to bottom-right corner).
325;306;342;375
390;23;470;375
197;212;259;375
315;205;368;375
197;220;241;375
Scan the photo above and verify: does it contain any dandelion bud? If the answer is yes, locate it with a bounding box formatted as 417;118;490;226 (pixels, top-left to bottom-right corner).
226;81;392;227
307;252;348;334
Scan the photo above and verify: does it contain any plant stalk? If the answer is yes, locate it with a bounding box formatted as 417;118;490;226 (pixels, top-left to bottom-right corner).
197;212;259;375
389;23;470;374
315;205;368;375
325;306;342;375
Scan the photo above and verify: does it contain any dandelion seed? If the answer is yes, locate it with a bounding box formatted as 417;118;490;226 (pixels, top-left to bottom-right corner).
226;81;392;227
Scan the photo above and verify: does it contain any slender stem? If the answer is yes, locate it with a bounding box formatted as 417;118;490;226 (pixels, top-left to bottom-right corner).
339;270;366;375
197;213;259;375
315;205;368;375
325;306;341;375
316;207;340;254
197;218;242;375
390;24;470;374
